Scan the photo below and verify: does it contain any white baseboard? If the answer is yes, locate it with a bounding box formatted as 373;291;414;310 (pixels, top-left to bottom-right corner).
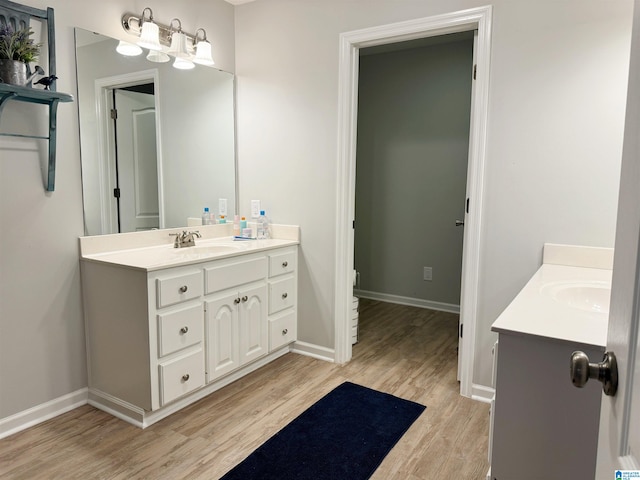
0;388;88;439
471;383;495;404
354;289;460;314
292;341;335;362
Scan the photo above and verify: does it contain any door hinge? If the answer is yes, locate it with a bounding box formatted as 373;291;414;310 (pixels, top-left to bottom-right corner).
352;220;355;229
460;323;463;338
110;108;118;120
466;198;470;214
113;187;121;198
473;64;477;80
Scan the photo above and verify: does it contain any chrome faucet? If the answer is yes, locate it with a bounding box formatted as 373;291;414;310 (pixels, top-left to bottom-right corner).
170;230;201;248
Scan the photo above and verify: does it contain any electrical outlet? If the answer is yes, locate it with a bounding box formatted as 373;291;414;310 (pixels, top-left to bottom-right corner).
251;200;261;218
218;198;227;216
423;267;433;281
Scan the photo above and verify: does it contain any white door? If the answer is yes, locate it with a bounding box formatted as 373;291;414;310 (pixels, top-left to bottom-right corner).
114;89;159;232
206;292;241;381
239;284;268;365
595;0;640;474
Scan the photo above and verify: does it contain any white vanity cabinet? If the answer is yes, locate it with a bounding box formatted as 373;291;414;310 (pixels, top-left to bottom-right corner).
81;238;299;428
204;254;269;381
267;248;298;351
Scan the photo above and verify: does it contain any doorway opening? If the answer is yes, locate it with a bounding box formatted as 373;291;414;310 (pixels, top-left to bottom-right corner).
354;30;474;380
94;70;164;234
334;7;492;398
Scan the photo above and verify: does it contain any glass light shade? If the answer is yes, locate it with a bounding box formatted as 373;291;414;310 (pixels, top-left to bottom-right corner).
173;56;195;70
168;31;189;58
146;50;170;63
138;21;162;51
193;40;215;66
116;40;143;56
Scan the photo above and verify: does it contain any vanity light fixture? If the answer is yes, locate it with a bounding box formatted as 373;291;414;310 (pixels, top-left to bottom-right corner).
136;8;162;51
193;29;215;66
115;40;142;56
167;18;195;70
121;9;214;70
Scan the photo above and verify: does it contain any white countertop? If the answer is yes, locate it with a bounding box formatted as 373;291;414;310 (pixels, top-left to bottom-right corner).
81;237;299;272
79;223;300;272
491;263;611;348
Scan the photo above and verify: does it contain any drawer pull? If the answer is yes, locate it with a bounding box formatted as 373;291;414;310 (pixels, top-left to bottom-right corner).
282;261;288;268
179;285;188;293
282;328;288;335
180;326;189;335
282;292;288;299
241;295;248;302
234;297;241;304
182;374;190;382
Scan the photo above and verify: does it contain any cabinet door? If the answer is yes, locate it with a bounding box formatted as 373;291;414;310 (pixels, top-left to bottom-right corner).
239;284;268;365
206;291;240;382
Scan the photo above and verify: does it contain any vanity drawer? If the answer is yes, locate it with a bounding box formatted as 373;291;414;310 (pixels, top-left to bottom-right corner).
156;270;203;308
205;256;267;294
269;310;297;351
159;349;204;406
268;251;296;278
157;304;203;357
268;276;296;315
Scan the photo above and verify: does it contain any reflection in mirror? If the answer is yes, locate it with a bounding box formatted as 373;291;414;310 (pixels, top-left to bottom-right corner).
74;28;236;235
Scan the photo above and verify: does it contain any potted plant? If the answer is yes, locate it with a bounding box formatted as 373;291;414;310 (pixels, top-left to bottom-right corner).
0;24;41;87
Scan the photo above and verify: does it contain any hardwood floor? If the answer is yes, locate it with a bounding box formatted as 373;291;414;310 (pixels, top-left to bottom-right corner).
0;299;490;479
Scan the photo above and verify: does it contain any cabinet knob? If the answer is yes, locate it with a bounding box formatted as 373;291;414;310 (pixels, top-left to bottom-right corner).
234;297;241;304
179;285;188;293
182;374;190;382
241;295;248;302
180;326;189;334
282;328;288;335
282;292;288;299
282;261;288;268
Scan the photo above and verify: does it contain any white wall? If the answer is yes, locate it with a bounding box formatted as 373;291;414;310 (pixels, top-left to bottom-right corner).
355;36;473;307
0;0;234;420
235;0;633;388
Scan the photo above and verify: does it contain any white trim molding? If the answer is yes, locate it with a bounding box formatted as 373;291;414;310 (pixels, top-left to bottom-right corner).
0;388;88;439
334;6;493;400
354;289;460;314
291;341;336;363
471;383;495;404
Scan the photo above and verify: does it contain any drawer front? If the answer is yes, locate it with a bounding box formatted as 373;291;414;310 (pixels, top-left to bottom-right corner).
158;304;203;357
156;270;203;308
268;276;296;315
205;256;267;294
159;349;205;406
269;310;297;351
268;251;297;278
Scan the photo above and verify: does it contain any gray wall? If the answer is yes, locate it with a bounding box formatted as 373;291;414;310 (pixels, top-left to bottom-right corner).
235;0;632;389
0;0;235;421
354;36;473;307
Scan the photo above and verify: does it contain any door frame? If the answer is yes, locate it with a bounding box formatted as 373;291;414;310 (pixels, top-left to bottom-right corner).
94;69;164;234
334;6;492;398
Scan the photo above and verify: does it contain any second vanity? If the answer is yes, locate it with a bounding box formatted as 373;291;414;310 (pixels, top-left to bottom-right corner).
80;224;299;427
488;244;612;480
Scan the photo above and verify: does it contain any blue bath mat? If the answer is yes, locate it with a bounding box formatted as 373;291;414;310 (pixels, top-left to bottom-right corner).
220;381;426;480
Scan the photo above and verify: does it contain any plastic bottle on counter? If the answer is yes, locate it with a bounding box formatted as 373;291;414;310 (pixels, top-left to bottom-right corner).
233;215;241;236
257;210;270;239
202;207;211;225
219;215;226;224
240;216;247;230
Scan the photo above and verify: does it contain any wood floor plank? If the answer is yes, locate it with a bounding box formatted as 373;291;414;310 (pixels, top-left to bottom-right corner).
0;299;490;479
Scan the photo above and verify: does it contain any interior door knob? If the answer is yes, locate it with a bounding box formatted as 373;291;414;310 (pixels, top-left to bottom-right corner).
570;351;618;396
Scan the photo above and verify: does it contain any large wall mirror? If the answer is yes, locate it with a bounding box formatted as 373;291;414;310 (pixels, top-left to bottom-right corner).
74;28;236;236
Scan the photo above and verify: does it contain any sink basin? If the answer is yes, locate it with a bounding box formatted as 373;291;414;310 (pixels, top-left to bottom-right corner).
171;241;249;258
541;282;611;314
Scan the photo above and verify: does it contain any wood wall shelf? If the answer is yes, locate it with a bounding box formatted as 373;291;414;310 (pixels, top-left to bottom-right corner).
0;0;72;192
0;84;74;192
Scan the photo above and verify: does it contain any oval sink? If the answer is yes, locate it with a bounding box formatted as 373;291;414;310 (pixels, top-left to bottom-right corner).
542;282;611;314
